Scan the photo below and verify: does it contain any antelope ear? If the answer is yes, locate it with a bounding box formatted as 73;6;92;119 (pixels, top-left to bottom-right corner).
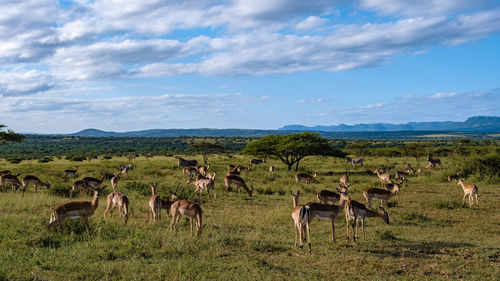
290;191;294;196
297;190;300;195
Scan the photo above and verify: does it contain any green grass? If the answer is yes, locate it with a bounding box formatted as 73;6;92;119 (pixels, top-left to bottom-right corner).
0;155;499;280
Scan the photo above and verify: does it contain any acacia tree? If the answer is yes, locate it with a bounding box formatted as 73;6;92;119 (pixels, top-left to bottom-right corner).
242;132;346;171
0;124;25;145
190;141;225;164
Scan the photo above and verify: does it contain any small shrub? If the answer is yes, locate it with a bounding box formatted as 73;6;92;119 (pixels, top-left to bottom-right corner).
37;157;53;163
400;211;432;225
376;230;398;241
426;200;467;210
48;184;70;197
6;158;22;164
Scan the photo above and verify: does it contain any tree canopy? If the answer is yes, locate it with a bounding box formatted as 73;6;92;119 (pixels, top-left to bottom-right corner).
241;132;346;171
190;140;225;164
0;125;25;145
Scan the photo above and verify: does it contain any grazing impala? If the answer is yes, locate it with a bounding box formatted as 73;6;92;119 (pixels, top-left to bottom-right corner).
224;175;253;197
374;169;391;187
457;179;478;207
339;173;349;187
295;172;317;185
395;171;408;181
0;174;21;192
48;186;106;236
104;192;130;224
290;190;308;249
170;200;203;236
234;165;250;173
269;165;275;176
427;157;442;168
70;179;89;199
317;185;349;204
346;200;389;242
363;184;400;208
64;166;79;180
82;175;105;188
177;157;198;167
187;177;216;199
300;191;351;252
384;180;404;192
21;175;50;194
110;173;120;191
249;159;266;166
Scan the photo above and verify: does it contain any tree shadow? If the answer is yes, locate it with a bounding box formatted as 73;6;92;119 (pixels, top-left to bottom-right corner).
360;240;476;258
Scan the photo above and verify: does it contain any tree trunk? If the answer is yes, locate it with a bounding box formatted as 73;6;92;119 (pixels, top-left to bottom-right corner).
295;160;300;171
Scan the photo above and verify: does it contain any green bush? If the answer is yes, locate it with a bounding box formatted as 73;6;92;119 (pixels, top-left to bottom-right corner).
6;158;22;164
37;157;53;163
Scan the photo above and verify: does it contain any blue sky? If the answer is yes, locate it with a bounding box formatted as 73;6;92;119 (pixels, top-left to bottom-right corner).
0;0;499;133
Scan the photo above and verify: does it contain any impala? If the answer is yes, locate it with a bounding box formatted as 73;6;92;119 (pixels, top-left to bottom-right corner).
300;191;351;252
0;170;12;176
447;172;461;183
121;167;130;178
170;200;203;236
269;165;275;176
183;167;200;179
233;165;250;173
82;175;105;188
345;157;364;167
346;200;389;242
339;173;349;187
0;174;21;192
110;173;120;191
363;184;400;208
70;180;89;199
187;177;216;199
295;172;317;185
177;157;198;167
405;163;416;174
427;156;442;168
290;190;308;249
374;169;391;187
148;183;177;222
104;192;130;224
21;175;50;194
317;185;349;204
457;179;478;207
227;164;236;172
384;179;404;192
48;186;106;236
196;164;210;176
249;159;265;166
224;175;253;197
425;163;435;170
64;166;79;180
395;171;408;181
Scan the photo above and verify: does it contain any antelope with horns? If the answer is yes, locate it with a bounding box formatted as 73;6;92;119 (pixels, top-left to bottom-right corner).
64;166;79;180
47;186;106;236
70;179;89;199
374;168;391;187
0;174;21;192
300;191;351;252
196;164;210;176
295;172;317;185
21;175;50;194
224;175;253;197
363;184;400;209
457;179;478;207
110;173;120;192
290;190;308;249
104;192;130;224
317;184;350;204
82;176;105;188
148;183;178;222
346;200;389;242
170;200;203;236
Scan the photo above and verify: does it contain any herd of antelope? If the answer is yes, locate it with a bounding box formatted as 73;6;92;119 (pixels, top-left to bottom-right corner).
0;155;480;250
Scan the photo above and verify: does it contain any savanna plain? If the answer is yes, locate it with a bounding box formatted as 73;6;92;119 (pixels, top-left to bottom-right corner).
0;155;499;280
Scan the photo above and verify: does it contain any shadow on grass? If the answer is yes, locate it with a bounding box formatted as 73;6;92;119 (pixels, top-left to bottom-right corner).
319;170;373;176
361;240;476;258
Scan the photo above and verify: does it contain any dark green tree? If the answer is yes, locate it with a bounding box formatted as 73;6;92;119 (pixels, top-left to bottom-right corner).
0;124;25;145
190;141;225;164
242;132;346;171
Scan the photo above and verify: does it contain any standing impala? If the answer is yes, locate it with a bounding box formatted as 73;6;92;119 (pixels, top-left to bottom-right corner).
300;191;350;252
457;179;478;207
224;175;253;197
64;166;79;180
374;169;391;187
269;165;275;176
21;175;50;194
110;173;120;191
187;177;216;199
0;174;21;192
82;175;105;188
148;183;177;222
346;200;389;242
104;191;130;224
170;200;203;236
70;179;89;199
363;184;400;208
48;186;106;236
295;172;317;185
316;185;349;204
339;173;349;187
290;190;308;249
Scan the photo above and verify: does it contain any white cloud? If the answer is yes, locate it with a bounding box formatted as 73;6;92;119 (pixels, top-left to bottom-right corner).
360;102;385;109
359;0;484;17
430;92;458;99
296;16;329;30
296;99;307;104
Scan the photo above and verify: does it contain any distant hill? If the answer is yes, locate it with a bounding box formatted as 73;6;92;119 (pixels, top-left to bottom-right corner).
279;116;500;132
68;128;291;138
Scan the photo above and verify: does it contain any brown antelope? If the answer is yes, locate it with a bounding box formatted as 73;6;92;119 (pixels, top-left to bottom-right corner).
425;163;435;170
249;159;266;166
110;173;120;191
384;179;404;192
300;191;351;252
363;184;400;208
183;167;200;179
170;200;203;236
227;164;236;172
317;185;350;204
47;186;106;236
295;172;317;185
64;166;79;180
206;171;216;181
21;175;50;194
148;183;178;222
346;200;389;242
395;171;408;181
416;168;422;175
196;164;210;176
234;165;250;173
121;167;130;178
339;173;349;187
290;190;308;249
405;163;416;174
224;175;253;197
0;170;12;176
269;165;275;176
82;175;105;188
70;179;89;199
457;179;478;207
0;174;21;192
104;192;130;224
447;172;461;183
187;177;216;199
427;156;442;168
373;169;391;187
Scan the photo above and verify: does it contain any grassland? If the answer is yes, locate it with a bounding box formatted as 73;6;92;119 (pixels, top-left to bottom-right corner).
0;155;499;280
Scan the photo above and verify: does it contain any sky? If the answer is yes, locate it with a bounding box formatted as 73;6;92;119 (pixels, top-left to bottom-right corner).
0;0;500;134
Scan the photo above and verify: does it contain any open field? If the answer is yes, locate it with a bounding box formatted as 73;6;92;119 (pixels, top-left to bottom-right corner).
0;155;499;280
